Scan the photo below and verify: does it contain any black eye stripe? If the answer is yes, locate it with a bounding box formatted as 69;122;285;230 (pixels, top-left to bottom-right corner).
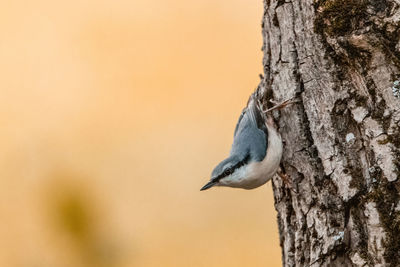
224;168;233;175
213;154;251;182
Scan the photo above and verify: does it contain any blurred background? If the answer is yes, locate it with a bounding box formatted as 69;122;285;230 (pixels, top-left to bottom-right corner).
0;0;281;266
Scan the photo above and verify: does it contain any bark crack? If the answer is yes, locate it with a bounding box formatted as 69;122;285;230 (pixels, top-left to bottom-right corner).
260;0;400;266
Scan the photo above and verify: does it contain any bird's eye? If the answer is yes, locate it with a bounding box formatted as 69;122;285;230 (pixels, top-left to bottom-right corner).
224;169;233;176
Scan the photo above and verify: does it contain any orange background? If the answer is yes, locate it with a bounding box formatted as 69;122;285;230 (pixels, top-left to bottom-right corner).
0;0;281;266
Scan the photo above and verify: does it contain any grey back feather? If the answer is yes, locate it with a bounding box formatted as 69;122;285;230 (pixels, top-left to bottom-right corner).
211;95;269;180
231;97;268;162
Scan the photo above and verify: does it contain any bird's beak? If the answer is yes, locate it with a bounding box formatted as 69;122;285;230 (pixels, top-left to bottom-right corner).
200;181;217;191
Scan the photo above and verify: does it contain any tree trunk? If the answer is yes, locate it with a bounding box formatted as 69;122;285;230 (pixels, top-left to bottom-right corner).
257;0;400;266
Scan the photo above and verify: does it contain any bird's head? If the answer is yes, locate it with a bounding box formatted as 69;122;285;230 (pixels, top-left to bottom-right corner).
200;155;250;191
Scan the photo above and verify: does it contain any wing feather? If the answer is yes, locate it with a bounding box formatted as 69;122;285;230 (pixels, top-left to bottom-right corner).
230;98;269;162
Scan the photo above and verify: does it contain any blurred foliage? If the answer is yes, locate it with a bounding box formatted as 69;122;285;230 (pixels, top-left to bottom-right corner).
45;172;120;267
55;189;91;241
0;0;281;266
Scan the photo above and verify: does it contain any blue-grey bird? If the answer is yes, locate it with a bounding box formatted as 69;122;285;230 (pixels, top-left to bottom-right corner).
200;93;285;190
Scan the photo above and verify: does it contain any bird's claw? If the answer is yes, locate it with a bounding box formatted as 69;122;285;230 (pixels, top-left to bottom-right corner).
277;170;297;193
262;97;299;113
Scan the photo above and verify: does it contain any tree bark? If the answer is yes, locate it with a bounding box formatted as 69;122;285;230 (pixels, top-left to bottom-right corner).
257;0;400;266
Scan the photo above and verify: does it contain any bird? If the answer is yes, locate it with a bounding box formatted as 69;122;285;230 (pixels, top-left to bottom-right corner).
200;93;293;191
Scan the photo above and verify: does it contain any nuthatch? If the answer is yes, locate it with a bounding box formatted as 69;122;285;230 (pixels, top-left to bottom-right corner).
200;93;293;191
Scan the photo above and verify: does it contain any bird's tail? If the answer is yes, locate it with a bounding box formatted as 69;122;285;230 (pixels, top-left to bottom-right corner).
246;90;269;129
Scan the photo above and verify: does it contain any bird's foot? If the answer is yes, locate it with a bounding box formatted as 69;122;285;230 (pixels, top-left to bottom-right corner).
277;169;297;193
263;97;299;113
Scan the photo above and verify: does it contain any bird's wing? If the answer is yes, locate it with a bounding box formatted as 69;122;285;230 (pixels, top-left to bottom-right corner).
231;100;268;162
234;97;268;136
247;99;268;134
233;108;246;138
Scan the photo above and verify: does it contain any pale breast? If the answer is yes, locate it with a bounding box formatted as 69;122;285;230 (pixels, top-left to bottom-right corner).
244;127;283;189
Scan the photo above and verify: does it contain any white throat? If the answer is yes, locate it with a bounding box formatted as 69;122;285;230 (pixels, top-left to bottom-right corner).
219;127;283;189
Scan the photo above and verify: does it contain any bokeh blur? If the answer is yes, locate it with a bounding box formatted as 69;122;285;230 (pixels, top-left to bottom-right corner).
0;0;281;266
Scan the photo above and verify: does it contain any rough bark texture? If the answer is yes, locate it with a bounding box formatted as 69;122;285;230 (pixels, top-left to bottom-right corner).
256;0;400;266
